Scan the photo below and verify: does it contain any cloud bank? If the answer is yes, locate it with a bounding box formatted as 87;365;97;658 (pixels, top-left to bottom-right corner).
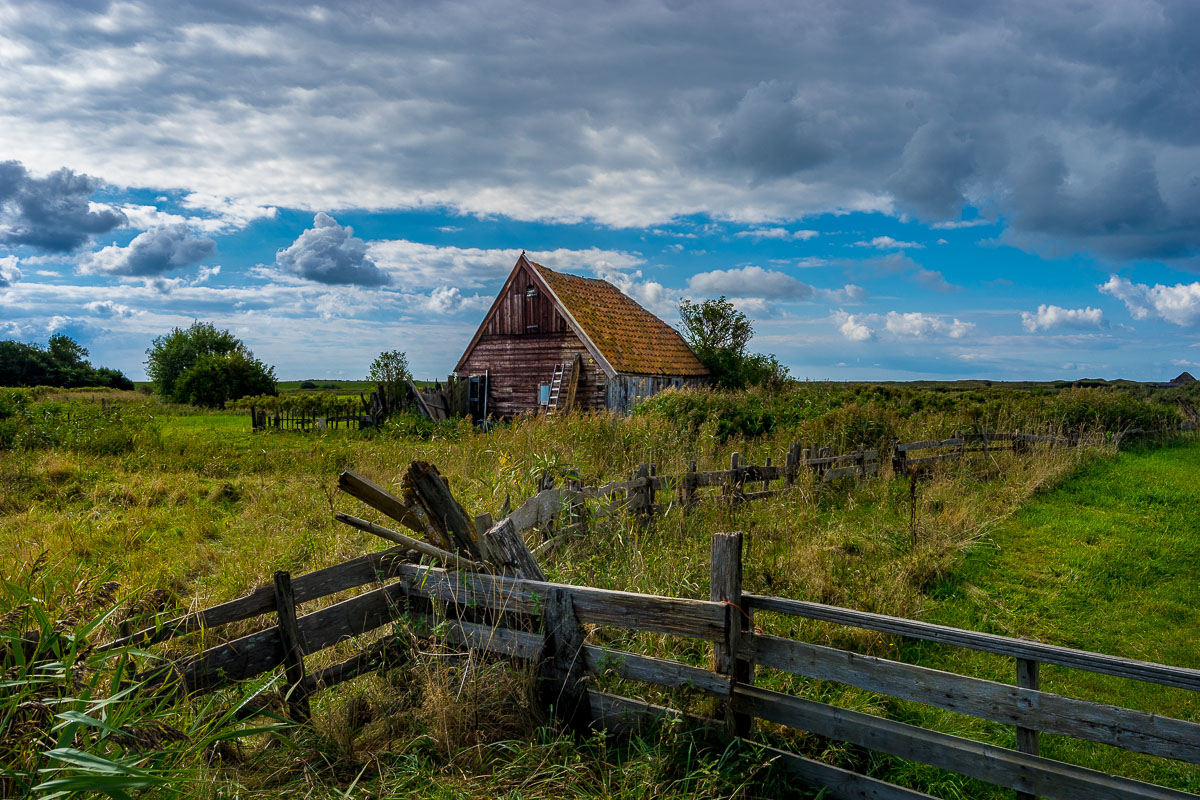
0;1;1196;263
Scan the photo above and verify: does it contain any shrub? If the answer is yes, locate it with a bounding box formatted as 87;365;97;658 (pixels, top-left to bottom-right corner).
146;321;277;407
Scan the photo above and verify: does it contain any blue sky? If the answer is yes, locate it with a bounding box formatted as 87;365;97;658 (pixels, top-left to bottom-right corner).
2;0;1199;382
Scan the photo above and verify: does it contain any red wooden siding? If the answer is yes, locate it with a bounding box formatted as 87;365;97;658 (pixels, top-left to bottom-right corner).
459;329;606;418
482;264;571;337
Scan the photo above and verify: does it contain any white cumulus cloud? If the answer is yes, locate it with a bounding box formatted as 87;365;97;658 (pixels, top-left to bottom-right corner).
1021;304;1106;332
1099;275;1200;327
834;311;872;341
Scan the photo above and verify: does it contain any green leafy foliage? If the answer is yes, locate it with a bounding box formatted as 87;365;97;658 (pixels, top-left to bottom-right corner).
677;296;789;389
367;349;411;409
146;322;276;407
0;335;133;389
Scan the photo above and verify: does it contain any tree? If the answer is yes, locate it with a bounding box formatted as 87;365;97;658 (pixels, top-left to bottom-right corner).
678;296;789;389
367;350;411;410
172;350;278;408
0;334;133;389
146;321;276;406
679;296;753;357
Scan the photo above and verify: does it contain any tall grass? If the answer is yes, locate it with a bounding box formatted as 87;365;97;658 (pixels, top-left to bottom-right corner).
2;383;1196;797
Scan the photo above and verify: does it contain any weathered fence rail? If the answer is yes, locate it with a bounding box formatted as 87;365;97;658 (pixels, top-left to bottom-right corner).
128;524;1200;800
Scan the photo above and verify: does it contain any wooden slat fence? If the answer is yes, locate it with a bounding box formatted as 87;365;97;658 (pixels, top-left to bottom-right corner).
126;529;1200;800
497;428;1101;538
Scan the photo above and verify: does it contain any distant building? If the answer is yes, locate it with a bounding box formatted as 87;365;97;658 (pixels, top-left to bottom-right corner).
455;253;707;418
1150;371;1196;388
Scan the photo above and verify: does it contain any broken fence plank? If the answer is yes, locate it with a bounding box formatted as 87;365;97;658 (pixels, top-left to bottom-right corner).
482;517;546;581
337;470;429;537
402;461;481;559
334;512;487;572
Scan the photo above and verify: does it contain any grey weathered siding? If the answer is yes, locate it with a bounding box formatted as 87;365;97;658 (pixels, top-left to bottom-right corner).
606;374;705;414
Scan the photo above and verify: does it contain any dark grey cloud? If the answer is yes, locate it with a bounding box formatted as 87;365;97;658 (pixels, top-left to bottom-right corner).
276;213;390;286
81;224;216;276
2;1;1199;262
706;81;833;179
0;161;126;252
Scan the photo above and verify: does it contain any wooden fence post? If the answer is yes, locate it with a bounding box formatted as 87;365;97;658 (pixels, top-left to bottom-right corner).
711;531;752;737
565;472;587;536
762;456;772;492
784;444;796;487
1016;658;1041;800
538;588;591;733
633;463;650;517
683;460;698;507
891;438;905;476
648;463;657;511
273;571;310;723
727;453;745;503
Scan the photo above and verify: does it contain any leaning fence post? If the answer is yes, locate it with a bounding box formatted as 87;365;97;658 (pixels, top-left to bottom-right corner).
1016;658;1041;800
273;571;310;722
710;531;752;737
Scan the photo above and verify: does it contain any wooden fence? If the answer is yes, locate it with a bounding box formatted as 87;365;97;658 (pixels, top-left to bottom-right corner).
493;430;1089;540
112;527;1200;800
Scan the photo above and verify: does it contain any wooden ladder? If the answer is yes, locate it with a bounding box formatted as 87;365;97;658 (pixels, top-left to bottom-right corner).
544;363;566;414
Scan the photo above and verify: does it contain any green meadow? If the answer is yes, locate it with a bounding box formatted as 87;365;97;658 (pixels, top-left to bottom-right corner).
1;382;1197;798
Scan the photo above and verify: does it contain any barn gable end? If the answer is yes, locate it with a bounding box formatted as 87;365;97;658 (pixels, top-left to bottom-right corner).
456;253;706;418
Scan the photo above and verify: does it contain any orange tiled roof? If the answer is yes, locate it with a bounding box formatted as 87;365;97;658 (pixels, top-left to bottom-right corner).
532;261;708;376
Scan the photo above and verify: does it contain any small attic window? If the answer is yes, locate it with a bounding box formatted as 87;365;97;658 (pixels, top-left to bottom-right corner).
525;284;538;298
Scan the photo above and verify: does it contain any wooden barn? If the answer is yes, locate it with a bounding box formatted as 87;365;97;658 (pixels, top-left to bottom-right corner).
455;253;708;418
